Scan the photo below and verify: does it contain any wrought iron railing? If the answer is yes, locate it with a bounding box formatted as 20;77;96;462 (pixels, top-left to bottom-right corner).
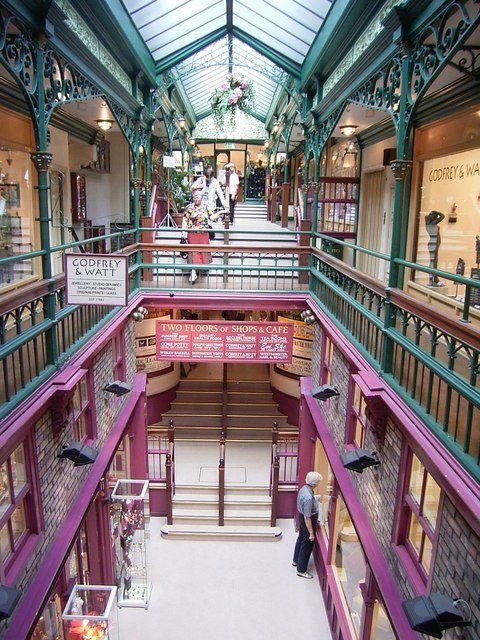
0;228;479;476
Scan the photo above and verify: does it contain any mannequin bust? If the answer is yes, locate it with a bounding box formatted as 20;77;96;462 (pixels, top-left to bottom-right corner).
425;210;445;286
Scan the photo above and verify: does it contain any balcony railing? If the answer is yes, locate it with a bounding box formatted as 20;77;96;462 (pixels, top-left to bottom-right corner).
0;228;479;477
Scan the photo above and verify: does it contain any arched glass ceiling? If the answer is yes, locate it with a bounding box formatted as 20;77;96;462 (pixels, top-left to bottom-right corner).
123;0;333;65
123;1;334;121
173;36;287;121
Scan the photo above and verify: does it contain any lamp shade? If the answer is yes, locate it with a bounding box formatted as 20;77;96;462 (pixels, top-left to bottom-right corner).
402;593;471;638
0;585;21;620
340;448;380;473
95;119;114;131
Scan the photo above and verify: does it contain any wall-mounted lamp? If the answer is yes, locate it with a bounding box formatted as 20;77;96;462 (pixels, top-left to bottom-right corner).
272;117;280;133
131;306;148;322
189;137;195;147
178;114;186;129
340;448;380;473
103;381;132;397
300;310;316;325
0;585;21;620
339;125;357;137
402;593;472;638
138;145;144;155
57;441;99;467
312;384;340;401
95;119;114;131
264;139;270;149
195;146;202;158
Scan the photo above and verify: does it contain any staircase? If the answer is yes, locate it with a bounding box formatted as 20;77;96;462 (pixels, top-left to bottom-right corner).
154;379;296;442
158;376;296;539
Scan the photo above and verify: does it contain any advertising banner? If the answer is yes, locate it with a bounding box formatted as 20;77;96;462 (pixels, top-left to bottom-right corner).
156;320;294;363
66;254;128;306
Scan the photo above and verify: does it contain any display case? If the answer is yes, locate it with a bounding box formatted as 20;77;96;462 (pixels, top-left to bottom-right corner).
62;585;118;640
111;479;150;608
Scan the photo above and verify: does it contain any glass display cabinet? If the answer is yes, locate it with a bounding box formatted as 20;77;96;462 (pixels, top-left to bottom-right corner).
62;585;118;640
111;479;150;608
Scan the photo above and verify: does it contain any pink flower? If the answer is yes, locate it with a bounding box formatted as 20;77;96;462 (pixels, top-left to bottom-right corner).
228;93;238;105
221;83;228;91
240;81;248;90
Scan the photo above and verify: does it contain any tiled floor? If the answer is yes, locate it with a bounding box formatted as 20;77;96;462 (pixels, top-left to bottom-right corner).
118;516;332;640
117;364;332;639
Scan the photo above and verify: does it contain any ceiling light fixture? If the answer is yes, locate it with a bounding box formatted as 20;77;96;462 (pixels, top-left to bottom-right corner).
340;125;357;137
95;119;114;131
178;114;186;129
272;117;280;133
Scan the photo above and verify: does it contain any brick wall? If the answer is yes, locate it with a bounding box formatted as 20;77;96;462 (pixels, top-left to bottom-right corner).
2;323;136;627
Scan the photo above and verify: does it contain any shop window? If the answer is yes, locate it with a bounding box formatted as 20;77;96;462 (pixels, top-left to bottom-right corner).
397;452;441;582
314;438;333;541
72;373;93;441
350;383;367;447
0;147;37;289
112;331;125;382
0;441;39;578
109;436;130;480
321;336;334;386
332;493;365;636
414;147;479;301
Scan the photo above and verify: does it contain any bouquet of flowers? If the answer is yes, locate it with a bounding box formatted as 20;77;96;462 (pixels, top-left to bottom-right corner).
210;74;254;128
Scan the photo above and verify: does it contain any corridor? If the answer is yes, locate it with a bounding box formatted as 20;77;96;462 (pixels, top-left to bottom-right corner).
119;516;331;640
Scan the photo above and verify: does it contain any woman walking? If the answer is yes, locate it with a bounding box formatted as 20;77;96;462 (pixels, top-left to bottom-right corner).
181;190;224;284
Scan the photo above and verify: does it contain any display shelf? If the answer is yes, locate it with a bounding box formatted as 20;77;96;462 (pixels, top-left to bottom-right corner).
111;479;150;609
62;584;118;640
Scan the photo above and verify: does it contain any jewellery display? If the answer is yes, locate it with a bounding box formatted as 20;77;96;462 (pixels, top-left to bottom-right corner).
62;585;118;640
111;479;150;608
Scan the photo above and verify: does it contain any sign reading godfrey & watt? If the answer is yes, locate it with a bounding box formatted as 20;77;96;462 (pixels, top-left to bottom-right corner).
156;320;294;363
65;254;128;306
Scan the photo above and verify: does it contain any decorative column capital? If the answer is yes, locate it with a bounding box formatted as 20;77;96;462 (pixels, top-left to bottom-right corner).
143;180;152;192
390;159;412;181
131;178;142;189
30;152;53;172
311;181;321;193
302;184;310;195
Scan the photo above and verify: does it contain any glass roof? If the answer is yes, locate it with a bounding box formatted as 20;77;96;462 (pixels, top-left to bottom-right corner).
173;36;287;121
123;0;335;123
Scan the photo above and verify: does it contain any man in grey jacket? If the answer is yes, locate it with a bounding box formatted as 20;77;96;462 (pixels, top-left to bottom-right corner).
292;471;322;579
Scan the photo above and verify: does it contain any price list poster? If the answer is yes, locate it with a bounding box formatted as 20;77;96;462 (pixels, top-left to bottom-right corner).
155;321;294;364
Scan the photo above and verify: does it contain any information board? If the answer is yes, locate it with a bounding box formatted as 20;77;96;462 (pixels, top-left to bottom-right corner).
65;254;128;306
156;320;294;363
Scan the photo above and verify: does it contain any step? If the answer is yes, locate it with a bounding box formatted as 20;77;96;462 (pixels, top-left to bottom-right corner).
172;514;272;526
174;391;276;403
168;403;286;416
177;380;271;392
161;524;282;540
157;416;289;427
174;484;269;497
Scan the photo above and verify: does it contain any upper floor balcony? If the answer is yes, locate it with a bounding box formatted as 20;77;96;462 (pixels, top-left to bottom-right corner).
0;216;479;481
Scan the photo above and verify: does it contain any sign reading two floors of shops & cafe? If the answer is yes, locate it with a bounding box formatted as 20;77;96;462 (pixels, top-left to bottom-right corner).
156;320;294;363
65;254;128;306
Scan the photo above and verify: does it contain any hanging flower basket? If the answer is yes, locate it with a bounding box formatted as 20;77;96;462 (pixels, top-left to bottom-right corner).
210;74;255;129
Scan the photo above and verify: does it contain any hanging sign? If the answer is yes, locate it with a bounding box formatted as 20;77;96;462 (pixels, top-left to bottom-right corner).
156;320;294;363
65;254;128;306
162;155;176;168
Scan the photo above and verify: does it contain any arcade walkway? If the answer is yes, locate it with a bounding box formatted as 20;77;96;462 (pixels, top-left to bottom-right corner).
119;516;332;640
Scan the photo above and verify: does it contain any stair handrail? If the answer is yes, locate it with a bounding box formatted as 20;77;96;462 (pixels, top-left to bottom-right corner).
270;455;280;527
165;453;173;525
168;418;175;488
270;421;279;526
219;431;226;526
222;363;228;439
165;419;175;525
